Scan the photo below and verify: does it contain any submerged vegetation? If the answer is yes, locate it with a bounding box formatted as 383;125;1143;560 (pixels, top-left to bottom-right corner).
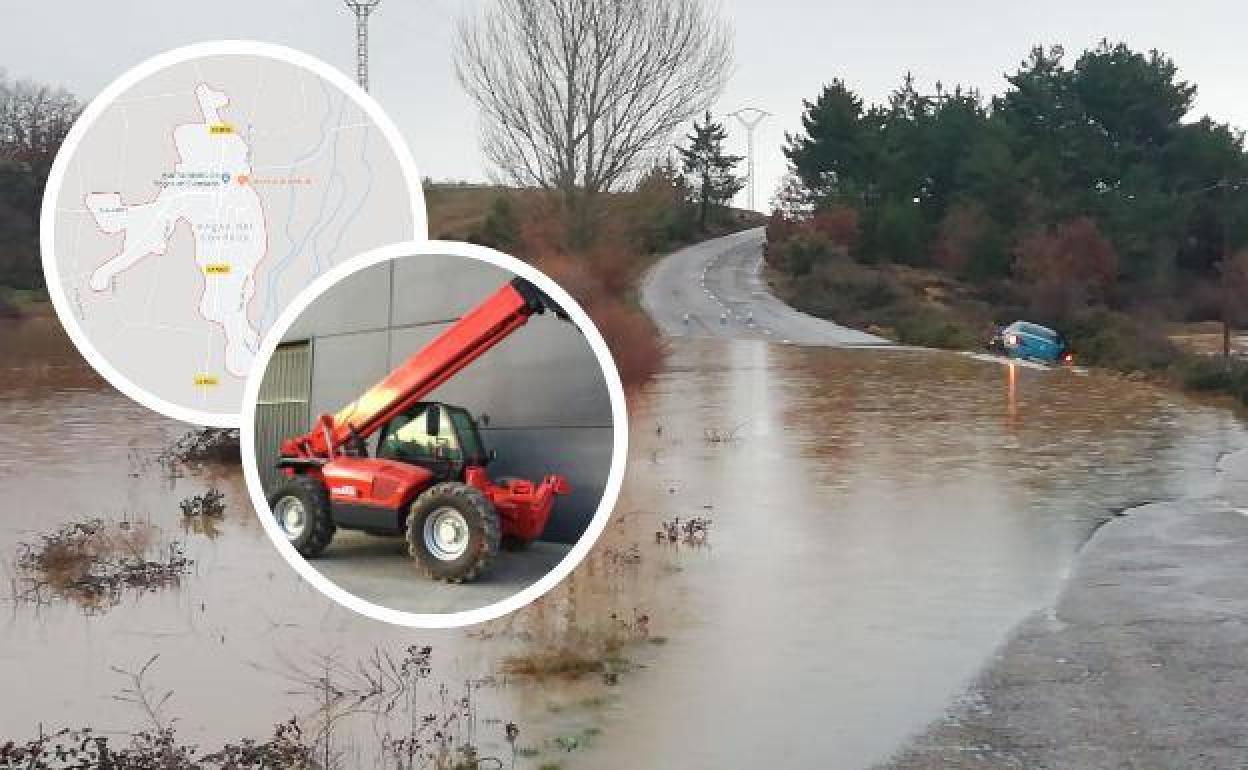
11;517;190;611
1;647;522;770
160;428;241;466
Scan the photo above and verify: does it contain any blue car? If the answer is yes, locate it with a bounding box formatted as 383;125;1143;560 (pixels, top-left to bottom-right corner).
989;321;1073;365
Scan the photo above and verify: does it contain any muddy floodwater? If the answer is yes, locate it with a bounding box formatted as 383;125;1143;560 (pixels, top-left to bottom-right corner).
0;316;634;767
3;314;1246;769
576;337;1247;769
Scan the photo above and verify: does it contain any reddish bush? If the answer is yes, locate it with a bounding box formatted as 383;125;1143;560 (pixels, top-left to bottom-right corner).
517;196;667;393
1013;216;1119;318
933;203;989;274
810;205;860;255
765;212;799;266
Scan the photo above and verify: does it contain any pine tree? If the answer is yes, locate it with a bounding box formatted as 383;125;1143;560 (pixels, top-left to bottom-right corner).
678;111;745;230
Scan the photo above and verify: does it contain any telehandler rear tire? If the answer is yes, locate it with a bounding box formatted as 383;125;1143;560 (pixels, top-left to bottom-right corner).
268;475;336;557
407;482;500;583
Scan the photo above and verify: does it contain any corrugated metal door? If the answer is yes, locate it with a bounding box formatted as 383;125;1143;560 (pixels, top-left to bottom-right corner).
254;341;312;494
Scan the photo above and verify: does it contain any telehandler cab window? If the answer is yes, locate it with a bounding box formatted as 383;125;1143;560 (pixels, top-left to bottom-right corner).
378;405;461;464
447;407;487;465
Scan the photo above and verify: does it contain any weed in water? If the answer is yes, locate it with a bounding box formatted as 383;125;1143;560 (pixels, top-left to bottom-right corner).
158;427;241;467
655;516;712;548
703;420;748;444
179;489;226;519
12;517;190;611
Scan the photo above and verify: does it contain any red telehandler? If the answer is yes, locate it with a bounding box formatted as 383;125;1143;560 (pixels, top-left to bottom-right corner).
267;277;572;583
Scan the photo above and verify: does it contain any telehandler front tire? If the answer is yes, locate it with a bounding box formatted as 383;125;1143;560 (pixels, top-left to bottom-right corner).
268;475;336;557
407;482;500;583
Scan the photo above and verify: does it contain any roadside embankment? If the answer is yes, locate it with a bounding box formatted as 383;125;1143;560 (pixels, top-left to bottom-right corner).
881;447;1248;769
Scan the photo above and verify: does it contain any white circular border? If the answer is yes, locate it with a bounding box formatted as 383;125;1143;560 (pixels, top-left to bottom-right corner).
240;240;630;628
40;40;428;428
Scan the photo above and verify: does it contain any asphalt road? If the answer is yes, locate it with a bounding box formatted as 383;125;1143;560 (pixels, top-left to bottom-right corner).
882;447;1248;769
642;227;891;346
641;228;1248;769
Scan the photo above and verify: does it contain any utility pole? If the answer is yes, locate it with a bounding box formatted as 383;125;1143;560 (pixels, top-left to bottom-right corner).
727;107;771;212
344;0;382;92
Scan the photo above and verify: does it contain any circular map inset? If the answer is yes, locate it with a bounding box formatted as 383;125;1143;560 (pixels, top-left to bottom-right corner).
42;41;426;426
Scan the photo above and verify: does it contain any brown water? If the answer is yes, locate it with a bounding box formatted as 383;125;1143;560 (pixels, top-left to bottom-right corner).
575;337;1247;769
0;316;637;767
3;317;1245;769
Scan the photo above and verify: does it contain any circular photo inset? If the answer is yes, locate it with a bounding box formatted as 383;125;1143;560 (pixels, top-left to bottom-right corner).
241;241;627;627
41;41;426;426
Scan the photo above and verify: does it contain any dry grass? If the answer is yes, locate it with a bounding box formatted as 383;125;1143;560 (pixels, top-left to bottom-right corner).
425;183;545;242
13;517;190;610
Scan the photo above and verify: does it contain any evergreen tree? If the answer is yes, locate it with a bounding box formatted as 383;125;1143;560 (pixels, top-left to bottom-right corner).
777;40;1248;293
782;80;877;204
678;112;745;230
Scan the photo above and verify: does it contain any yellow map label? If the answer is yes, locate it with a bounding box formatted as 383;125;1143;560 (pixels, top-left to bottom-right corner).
194;374;220;387
204;263;232;275
208;124;234;135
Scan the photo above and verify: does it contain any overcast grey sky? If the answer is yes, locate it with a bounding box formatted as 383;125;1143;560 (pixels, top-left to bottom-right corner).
5;0;1245;210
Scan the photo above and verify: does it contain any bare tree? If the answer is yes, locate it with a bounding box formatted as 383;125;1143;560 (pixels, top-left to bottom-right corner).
0;72;79;164
455;0;733;242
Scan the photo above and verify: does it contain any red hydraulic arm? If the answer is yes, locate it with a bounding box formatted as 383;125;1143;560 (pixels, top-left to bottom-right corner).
281;277;568;460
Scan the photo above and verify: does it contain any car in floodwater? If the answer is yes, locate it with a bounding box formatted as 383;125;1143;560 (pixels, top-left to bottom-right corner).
988;321;1073;365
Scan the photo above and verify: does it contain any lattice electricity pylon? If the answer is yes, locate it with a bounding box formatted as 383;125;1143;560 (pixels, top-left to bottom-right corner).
727;107;771;212
344;0;382;91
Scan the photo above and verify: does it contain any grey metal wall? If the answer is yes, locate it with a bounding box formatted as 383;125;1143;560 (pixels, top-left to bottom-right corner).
254;342;312;495
254;255;613;543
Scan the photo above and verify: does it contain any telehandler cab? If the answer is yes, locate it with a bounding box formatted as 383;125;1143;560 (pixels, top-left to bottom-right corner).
268;277;572;583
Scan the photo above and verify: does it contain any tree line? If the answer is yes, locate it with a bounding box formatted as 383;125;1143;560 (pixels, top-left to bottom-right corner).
773;41;1248;328
0;71;78;295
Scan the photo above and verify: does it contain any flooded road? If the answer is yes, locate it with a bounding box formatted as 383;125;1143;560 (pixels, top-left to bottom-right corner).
5;243;1246;769
0;315;630;767
563;228;1248;769
576;338;1246;768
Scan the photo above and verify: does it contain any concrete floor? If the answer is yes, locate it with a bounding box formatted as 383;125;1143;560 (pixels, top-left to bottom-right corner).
309;530;571;615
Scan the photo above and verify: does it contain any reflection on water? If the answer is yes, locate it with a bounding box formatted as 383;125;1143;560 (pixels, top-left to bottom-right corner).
0;317;622;765
5;316;1245;768
578;337;1247;770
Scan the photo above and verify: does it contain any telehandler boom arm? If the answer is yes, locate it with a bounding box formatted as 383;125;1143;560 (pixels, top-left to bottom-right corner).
280;277;568;460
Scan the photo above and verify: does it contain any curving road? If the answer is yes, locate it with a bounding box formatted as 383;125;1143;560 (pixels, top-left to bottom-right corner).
621;227;1248;770
642;227;892;346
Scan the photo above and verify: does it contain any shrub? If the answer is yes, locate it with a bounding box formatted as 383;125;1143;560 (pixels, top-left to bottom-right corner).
869;200;927;265
1174;356;1248;405
1013;217;1119;318
1062;308;1177;373
474;194;521;251
810;205;860;254
891;307;979;349
777;231;839;276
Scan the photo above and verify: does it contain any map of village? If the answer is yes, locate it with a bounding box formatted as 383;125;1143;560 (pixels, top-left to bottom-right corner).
50;54;418;418
86;84;265;379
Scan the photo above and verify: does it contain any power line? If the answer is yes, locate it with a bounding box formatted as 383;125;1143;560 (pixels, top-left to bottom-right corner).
727;107;771;212
344;0;382;92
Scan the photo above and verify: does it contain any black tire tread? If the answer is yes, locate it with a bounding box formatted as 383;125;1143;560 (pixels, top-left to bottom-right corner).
267;475;336;558
406;482;500;583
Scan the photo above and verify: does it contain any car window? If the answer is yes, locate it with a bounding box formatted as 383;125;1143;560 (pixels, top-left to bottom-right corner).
1018;323;1057;342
